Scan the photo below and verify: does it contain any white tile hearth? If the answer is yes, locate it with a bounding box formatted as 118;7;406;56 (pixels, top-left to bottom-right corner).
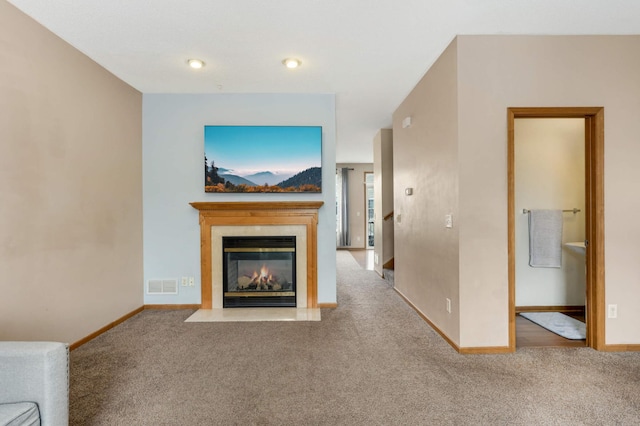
185;308;321;323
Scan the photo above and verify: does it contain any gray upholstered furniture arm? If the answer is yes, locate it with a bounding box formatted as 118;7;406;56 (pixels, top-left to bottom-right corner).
0;341;69;426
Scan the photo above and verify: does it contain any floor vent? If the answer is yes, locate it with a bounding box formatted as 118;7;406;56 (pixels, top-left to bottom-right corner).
147;279;178;294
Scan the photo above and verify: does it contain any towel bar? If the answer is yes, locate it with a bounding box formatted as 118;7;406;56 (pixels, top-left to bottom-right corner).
522;208;581;214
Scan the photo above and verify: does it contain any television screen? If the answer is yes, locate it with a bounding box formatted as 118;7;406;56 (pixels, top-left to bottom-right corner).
204;125;322;193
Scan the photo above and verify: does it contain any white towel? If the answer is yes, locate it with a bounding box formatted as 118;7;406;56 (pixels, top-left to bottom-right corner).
528;209;563;268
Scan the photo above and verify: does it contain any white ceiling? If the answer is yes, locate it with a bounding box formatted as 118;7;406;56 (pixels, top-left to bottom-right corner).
8;0;640;163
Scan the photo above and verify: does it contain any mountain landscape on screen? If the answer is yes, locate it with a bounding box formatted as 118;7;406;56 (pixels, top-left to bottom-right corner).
206;162;321;193
204;125;322;193
245;171;294;187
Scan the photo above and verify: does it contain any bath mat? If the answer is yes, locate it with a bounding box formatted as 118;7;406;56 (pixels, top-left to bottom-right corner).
520;312;586;340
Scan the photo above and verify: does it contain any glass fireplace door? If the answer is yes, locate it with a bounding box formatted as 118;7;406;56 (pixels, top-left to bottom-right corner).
223;236;296;308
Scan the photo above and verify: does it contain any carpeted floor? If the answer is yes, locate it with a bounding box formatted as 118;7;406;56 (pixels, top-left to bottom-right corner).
70;251;640;425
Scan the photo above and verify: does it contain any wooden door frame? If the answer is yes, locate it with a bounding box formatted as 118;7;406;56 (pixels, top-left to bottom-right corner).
507;107;605;351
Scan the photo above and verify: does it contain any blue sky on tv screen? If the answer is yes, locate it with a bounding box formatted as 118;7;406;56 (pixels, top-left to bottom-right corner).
204;125;322;177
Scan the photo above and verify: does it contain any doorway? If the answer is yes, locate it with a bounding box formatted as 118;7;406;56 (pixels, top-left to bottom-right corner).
365;172;375;249
508;107;605;351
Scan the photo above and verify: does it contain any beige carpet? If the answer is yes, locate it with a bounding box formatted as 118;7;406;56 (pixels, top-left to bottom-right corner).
69;251;640;425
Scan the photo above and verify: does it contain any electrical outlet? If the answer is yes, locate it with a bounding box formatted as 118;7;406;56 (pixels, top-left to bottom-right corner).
445;214;453;228
181;277;188;287
188;277;195;287
608;304;617;319
446;298;452;313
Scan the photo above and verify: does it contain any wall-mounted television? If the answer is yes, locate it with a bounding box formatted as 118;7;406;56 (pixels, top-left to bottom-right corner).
204;125;322;193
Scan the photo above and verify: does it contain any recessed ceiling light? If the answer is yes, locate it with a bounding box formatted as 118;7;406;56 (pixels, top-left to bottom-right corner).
282;58;301;69
187;59;205;69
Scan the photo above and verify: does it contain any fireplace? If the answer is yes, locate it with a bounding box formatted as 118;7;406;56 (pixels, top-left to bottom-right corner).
223;236;296;308
190;201;323;309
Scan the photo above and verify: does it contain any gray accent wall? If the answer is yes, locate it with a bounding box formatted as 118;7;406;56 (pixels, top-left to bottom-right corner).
142;94;337;305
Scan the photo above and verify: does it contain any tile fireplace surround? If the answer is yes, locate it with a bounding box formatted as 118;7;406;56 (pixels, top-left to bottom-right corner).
190;202;324;309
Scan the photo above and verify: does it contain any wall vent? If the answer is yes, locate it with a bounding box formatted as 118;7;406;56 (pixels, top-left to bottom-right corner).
147;279;178;294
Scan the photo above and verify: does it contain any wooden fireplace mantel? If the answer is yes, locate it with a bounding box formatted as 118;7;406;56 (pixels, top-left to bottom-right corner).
190;201;324;309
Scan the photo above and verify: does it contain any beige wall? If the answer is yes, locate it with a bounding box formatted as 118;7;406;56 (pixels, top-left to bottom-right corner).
373;129;394;276
393;39;460;344
0;2;143;344
515;118;586;307
457;35;640;347
394;35;640;349
336;163;373;249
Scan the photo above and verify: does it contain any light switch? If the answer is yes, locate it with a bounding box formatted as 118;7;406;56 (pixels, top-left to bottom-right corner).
445;214;453;228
